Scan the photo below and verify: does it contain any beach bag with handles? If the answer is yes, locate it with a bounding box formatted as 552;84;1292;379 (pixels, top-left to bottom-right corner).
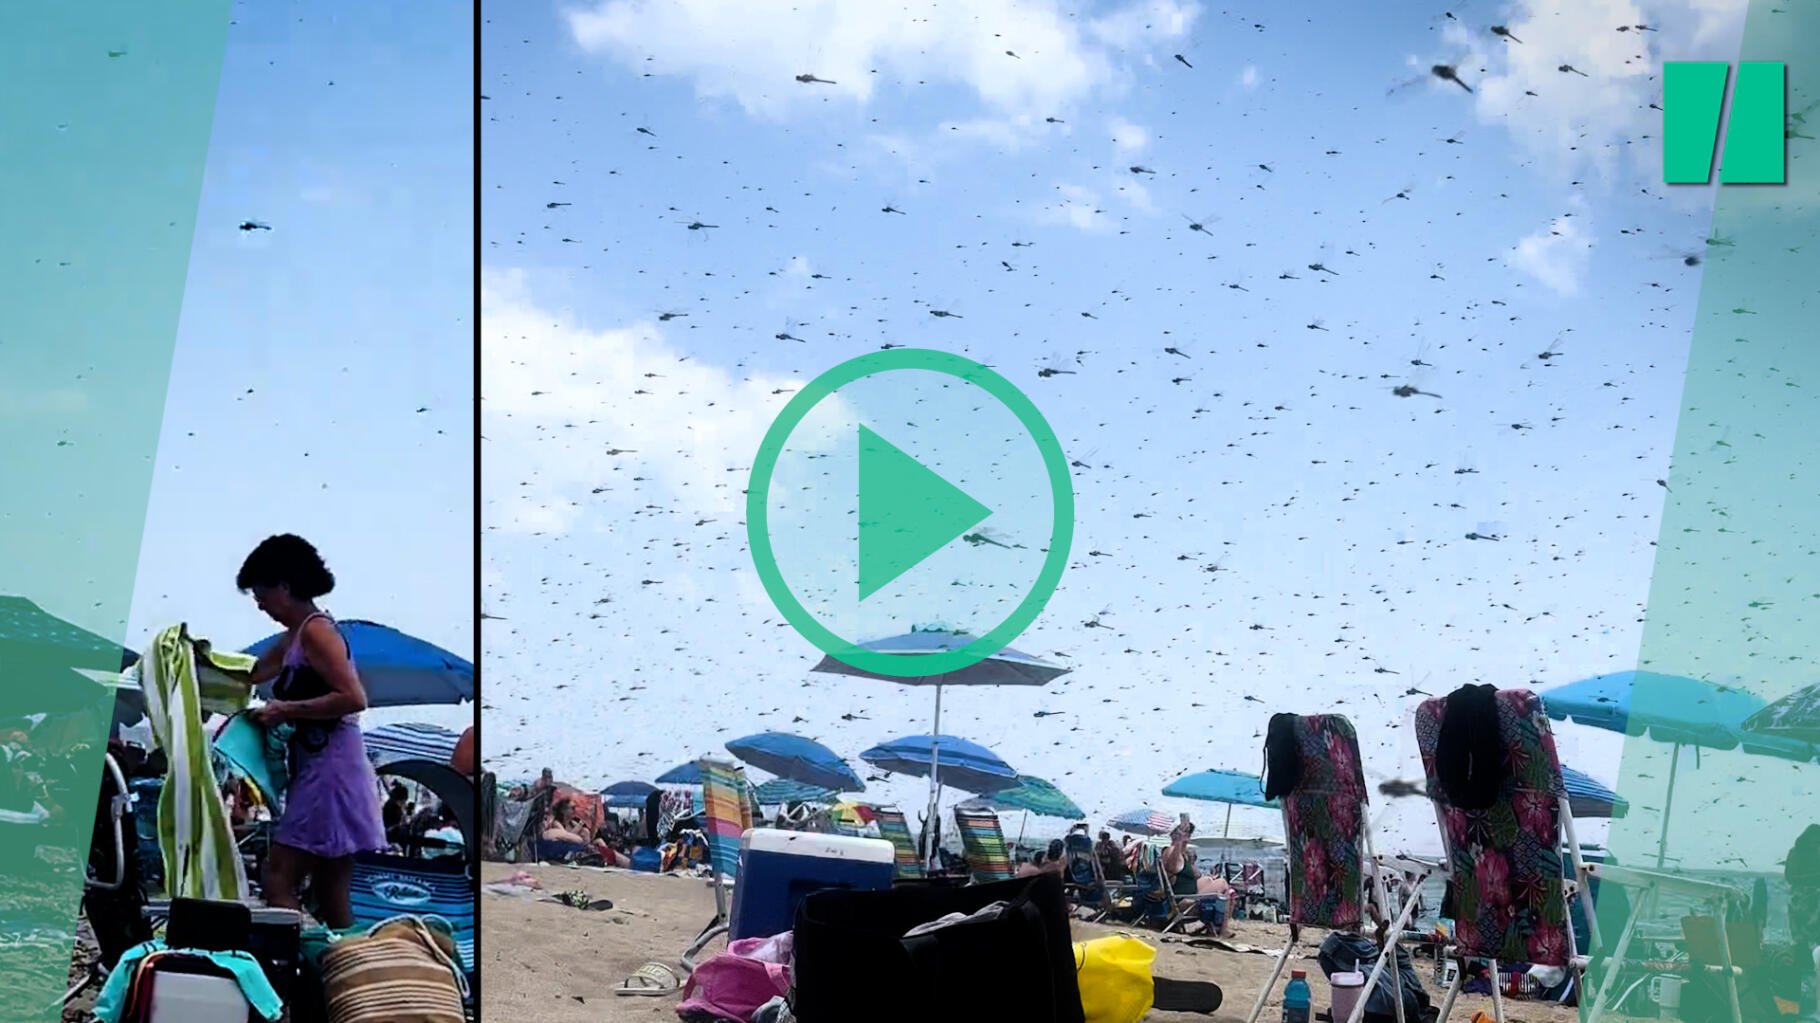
790;872;1085;1023
320;915;467;1023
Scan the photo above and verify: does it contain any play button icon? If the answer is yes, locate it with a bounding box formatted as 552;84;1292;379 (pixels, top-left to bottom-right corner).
856;425;991;601
748;348;1073;678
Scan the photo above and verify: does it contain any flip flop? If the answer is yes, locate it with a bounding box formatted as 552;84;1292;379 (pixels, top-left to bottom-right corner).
1153;977;1222;1015
615;961;680;997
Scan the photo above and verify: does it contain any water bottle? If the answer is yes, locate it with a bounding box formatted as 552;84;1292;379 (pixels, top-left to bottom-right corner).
1284;969;1312;1023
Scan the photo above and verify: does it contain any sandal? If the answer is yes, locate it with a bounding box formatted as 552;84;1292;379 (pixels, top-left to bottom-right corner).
1153;977;1222;1015
615;960;680;997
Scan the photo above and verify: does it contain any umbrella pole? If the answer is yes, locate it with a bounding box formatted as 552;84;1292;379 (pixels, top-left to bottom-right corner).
924;683;944;868
1222;802;1234;874
1656;742;1681;869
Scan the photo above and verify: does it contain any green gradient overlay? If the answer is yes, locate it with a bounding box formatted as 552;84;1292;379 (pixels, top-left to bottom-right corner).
1591;0;1820;1014
0;4;229;1019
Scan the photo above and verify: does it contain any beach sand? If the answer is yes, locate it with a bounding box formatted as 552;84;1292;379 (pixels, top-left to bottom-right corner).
481;864;1591;1023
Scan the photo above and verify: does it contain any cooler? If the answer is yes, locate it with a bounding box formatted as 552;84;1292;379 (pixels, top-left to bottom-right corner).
729;830;895;940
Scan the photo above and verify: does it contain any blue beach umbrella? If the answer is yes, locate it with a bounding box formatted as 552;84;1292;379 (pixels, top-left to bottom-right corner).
859;734;1019;795
601;780;657;808
246;619;472;707
752;778;838;805
725;731;865;792
1162;767;1279;845
1544;671;1768;866
814;628;1069;858
1742;681;1820;750
1560;766;1628;819
655;762;704;786
362;721;460;768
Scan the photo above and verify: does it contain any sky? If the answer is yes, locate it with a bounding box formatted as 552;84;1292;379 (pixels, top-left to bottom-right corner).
112;1;474;733
478;0;1803;858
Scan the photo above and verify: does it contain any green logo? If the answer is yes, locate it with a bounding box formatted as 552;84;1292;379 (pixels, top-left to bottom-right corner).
1664;61;1785;184
747;348;1073;678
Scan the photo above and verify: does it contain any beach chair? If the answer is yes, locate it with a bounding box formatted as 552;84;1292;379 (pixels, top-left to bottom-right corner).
1247;714;1421;1023
953;807;1015;882
347;759;477;980
1410;688;1602;1023
677;756;752;975
872;808;925;881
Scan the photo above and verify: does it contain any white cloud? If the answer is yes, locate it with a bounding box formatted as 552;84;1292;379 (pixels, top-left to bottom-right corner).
481;270;803;535
1109;117;1149;153
1239;64;1258;90
1445;0;1748;183
1038;183;1114;232
1506;207;1594;295
1088;0;1200;49
566;0;1200;121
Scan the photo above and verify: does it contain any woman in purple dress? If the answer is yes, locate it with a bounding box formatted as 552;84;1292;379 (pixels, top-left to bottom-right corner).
239;534;386;928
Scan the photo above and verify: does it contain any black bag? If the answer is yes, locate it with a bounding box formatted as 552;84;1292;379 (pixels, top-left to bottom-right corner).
790;872;1085;1023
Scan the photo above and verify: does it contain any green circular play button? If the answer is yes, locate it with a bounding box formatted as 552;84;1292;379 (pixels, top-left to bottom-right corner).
747;348;1073;678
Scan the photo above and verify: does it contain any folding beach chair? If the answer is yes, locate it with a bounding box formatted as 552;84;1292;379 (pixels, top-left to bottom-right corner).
872;808;925;881
1247;714;1420;1023
678;756;752;974
953;808;1015;883
1411;688;1603;1023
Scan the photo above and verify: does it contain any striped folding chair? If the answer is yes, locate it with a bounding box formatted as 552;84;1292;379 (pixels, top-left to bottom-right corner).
872;808;925;881
953;808;1014;882
679;756;752;973
1248;714;1421;1023
1413;688;1609;1023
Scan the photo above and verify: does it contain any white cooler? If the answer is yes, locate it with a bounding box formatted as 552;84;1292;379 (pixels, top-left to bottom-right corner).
729;830;896;940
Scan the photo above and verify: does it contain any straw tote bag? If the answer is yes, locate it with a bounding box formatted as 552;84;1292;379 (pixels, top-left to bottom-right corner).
320;916;467;1023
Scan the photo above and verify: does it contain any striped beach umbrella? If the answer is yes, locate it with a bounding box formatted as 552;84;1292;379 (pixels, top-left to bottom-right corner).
363;722;460;767
1108;808;1176;836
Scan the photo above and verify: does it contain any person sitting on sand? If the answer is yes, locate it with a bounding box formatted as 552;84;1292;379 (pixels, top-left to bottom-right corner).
544;799;621;864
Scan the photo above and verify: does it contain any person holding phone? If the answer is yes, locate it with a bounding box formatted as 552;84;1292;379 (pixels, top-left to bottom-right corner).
240;534;385;929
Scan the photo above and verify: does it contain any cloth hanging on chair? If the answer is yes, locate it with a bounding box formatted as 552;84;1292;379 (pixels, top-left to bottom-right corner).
137;624;254;901
1261;713;1303;801
1434;684;1504;811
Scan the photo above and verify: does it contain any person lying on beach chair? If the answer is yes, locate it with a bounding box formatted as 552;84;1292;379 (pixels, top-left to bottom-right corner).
538;798;619;864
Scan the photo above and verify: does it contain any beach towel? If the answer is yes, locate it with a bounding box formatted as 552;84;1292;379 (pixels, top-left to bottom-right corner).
1281;714;1368;931
138;624;252;901
1415;688;1570;966
677;934;793;1022
1435;684;1504;810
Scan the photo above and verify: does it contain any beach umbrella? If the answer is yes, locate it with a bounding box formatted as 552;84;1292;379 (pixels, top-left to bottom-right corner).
1108;808;1176;836
655;762;704;786
753;778;838;805
1543;671;1768;866
813;627;1068;862
600;780;657;808
0;597;140;721
246;619;472;707
1161;767;1278;852
1561;766;1628;819
1741;682;1820;749
832;800;877;827
724;731;865;792
859;734;1019;795
363;721;459;767
976;775;1084;820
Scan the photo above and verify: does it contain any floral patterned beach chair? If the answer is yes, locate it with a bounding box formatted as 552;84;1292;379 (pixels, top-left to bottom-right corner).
1413;688;1603;1023
1248;714;1419;1023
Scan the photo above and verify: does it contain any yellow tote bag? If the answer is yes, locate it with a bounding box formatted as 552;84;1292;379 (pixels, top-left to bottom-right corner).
1074;934;1156;1023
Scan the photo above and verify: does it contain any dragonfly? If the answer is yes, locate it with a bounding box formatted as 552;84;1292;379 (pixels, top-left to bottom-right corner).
1180;211;1219;237
963;528;1026;550
1655;245;1703;268
774;317;808;343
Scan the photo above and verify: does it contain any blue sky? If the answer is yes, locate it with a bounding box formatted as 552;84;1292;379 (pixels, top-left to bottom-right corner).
480;0;1801;857
118;2;473;732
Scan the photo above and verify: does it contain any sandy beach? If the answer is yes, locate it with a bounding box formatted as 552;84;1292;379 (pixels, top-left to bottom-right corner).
480;864;1590;1023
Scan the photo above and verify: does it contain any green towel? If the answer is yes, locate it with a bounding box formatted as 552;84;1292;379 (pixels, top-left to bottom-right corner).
139;624;251;901
93;940;283;1023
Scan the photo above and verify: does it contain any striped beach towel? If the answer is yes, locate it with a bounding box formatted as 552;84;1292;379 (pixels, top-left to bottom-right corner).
138;624;254;901
872;808;925;880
